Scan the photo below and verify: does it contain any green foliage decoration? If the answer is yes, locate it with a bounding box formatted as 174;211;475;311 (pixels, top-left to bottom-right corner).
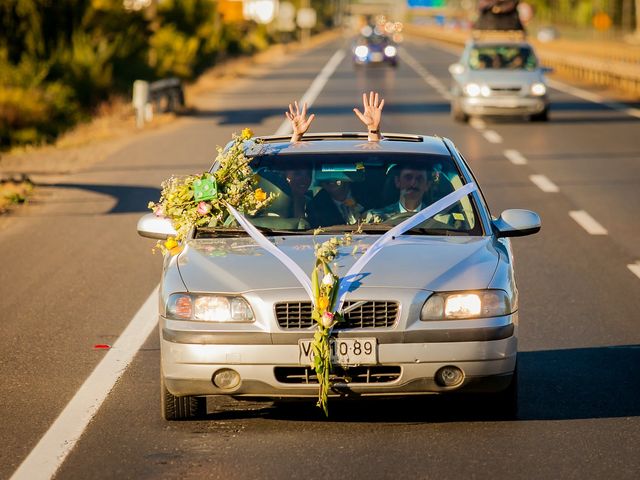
310;234;353;416
148;129;275;255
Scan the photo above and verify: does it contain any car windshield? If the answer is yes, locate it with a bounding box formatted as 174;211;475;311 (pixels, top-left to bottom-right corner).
358;34;389;46
469;45;537;71
196;152;483;238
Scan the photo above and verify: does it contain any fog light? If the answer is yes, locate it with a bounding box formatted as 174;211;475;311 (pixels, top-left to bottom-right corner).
212;369;240;389
435;366;464;387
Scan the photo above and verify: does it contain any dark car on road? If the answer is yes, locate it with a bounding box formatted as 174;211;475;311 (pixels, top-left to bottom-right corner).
352;33;398;67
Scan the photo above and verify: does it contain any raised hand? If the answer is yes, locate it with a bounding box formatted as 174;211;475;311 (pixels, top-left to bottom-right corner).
285;101;315;142
353;91;384;141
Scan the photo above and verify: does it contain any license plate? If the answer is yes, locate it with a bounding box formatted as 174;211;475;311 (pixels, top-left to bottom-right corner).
494;98;520;108
370;52;384;62
299;338;377;366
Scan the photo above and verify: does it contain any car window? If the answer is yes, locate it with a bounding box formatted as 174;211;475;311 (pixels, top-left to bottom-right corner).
197;152;483;237
360;34;389;46
468;45;537;71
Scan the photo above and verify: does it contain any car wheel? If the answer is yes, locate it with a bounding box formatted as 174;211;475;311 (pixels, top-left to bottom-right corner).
451;101;469;123
161;375;207;421
530;108;549;122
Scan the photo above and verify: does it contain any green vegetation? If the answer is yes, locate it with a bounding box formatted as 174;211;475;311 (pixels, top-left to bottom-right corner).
0;0;332;150
0;177;33;212
524;1;637;30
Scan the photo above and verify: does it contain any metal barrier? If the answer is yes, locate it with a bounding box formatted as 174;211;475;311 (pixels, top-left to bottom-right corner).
132;78;185;128
404;24;640;97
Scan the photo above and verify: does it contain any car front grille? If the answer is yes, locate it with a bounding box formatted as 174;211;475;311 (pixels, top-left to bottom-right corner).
490;86;522;95
274;301;399;329
275;366;401;384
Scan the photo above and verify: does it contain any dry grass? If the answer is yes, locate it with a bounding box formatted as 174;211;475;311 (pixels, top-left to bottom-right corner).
0;179;33;213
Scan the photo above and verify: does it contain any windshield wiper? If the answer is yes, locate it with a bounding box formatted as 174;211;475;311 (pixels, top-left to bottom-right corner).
196;226;309;238
403;227;469;236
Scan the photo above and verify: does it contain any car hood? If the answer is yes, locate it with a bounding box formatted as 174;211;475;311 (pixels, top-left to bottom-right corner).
463;69;543;85
176;235;500;294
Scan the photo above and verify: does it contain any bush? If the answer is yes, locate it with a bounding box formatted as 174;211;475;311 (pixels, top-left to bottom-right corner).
149;25;200;79
0;49;79;148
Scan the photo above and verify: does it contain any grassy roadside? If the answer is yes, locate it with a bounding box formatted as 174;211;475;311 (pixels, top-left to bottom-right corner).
0;175;33;213
0;30;343;219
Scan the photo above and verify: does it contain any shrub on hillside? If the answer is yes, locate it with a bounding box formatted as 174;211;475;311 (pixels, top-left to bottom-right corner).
0;50;79;147
149;25;200;79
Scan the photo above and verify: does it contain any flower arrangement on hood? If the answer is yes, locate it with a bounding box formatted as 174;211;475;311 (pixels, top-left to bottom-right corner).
148;129;275;254
310;233;353;415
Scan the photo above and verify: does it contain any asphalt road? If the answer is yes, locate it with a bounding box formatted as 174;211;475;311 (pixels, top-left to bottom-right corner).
1;35;639;480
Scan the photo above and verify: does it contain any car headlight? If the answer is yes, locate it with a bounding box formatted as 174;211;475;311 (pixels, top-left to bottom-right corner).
420;290;513;320
384;45;397;57
166;293;254;322
531;82;547;96
464;83;481;97
355;45;368;57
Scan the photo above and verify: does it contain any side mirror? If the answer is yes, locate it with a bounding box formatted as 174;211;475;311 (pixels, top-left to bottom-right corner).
137;213;176;240
492;209;541;238
448;63;465;75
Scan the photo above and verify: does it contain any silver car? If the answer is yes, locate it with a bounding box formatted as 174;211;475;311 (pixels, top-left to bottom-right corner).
449;38;551;122
138;133;541;420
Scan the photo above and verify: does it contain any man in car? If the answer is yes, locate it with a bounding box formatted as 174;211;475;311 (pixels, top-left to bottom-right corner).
310;174;364;227
365;167;433;221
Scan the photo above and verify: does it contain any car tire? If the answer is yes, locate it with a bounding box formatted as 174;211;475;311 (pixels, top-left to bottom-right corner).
451;101;469;123
161;375;207;421
530;108;549;122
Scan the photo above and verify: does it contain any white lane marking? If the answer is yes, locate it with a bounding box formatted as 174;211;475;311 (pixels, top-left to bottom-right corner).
275;49;346;135
469;117;486;130
547;78;640;120
628;262;640;280
569;210;608;235
529;174;559;193
399;48;452;100
504;149;528;165
11;287;160;480
482;130;503;143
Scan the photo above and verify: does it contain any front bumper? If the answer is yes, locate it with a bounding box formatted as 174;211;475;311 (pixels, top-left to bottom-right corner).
161;317;518;398
354;54;396;65
460;96;547;115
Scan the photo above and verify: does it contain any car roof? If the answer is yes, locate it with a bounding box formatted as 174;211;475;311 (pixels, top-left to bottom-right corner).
246;133;452;157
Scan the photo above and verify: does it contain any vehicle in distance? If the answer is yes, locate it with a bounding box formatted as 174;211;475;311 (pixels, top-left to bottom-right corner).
352;33;398;67
449;33;551;122
138;132;541;420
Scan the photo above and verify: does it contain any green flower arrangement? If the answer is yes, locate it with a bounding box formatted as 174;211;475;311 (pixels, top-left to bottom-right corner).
148;128;275;254
310;233;353;416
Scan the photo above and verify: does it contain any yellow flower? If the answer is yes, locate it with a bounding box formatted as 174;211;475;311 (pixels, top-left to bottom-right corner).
317;296;329;311
164;237;178;250
254;188;267;202
241;128;253;140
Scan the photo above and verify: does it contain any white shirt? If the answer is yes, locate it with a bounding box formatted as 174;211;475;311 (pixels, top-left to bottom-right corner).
398;200;425;213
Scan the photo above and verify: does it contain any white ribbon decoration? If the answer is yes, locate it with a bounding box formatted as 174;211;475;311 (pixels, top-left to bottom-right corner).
225;182;478;310
335;182;477;311
225;203;314;301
